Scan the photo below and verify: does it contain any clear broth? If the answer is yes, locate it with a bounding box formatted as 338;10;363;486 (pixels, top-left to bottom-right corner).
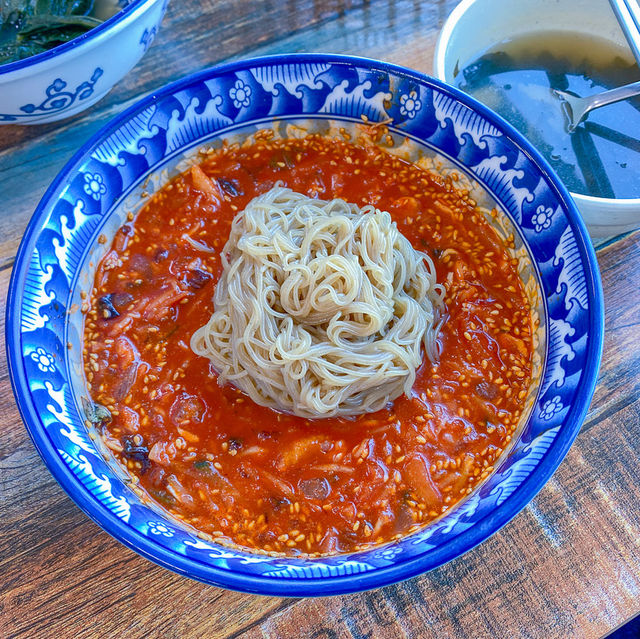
455;30;640;199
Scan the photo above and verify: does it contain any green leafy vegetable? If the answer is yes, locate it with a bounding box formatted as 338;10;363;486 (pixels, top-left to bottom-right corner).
0;0;105;64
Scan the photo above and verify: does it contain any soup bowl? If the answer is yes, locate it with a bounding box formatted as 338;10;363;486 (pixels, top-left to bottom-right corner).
433;0;640;238
0;0;168;124
6;54;603;595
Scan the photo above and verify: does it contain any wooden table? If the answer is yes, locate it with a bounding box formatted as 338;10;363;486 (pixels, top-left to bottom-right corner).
1;1;639;637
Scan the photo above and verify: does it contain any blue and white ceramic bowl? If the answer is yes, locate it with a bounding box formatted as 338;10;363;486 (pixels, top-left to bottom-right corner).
0;0;168;124
7;55;604;595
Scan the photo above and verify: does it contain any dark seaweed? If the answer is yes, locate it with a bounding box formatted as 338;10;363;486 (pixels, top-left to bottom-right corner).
0;0;103;64
97;294;120;319
186;268;212;290
217;178;242;196
122;435;150;473
227;438;242;453
154;248;169;263
269;496;291;511
82;398;112;427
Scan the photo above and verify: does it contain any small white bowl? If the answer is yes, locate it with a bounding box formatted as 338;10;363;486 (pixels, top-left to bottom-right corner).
434;0;640;238
0;0;168;125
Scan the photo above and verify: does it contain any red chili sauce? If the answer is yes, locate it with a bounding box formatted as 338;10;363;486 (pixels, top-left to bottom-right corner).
83;133;534;556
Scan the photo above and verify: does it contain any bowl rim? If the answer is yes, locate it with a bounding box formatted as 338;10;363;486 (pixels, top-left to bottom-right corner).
6;53;604;596
0;0;159;77
432;0;640;206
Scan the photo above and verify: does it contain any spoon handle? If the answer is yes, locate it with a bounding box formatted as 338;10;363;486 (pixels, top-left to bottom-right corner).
586;80;640;110
608;0;640;65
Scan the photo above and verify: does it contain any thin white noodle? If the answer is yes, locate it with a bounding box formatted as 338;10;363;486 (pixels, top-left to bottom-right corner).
191;186;445;418
182;234;216;253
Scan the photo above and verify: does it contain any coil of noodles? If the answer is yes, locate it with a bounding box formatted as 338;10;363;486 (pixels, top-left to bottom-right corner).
191;185;445;418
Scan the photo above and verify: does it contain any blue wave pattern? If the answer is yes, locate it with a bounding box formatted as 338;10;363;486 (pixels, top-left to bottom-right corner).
18;60;592;582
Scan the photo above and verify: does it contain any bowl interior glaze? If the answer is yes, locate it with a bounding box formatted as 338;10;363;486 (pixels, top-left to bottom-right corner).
7;55;603;596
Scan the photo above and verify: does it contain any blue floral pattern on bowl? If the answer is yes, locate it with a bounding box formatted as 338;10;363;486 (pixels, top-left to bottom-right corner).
30;347;56;373
540;396;565;421
229;79;252;108
6;55;603;596
83;172;107;200
399;90;421;119
532;204;555;232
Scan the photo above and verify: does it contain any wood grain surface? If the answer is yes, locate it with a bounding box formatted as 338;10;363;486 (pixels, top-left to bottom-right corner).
1;1;639;638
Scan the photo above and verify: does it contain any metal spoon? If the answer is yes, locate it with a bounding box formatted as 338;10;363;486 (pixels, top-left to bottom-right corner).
553;80;640;132
554;0;640;132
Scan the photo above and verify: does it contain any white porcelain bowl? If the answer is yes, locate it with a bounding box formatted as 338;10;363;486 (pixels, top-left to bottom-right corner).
0;0;168;125
434;0;640;238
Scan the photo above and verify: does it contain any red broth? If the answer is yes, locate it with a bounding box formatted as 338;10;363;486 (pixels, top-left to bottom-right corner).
83;133;534;556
